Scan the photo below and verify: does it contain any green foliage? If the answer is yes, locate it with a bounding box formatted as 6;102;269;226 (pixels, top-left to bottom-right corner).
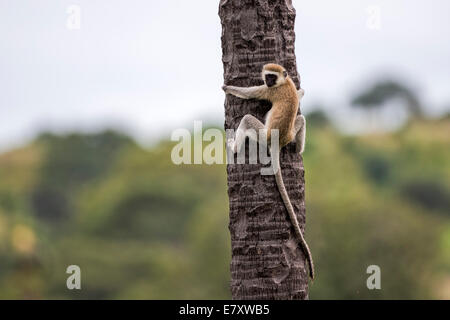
31;131;135;223
400;180;450;213
305;110;330;128
0;119;449;299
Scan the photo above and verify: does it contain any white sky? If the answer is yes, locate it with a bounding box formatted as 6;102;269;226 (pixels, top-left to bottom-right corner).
1;0;449;151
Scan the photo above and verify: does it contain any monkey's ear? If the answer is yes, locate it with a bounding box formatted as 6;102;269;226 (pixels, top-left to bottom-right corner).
283;70;288;78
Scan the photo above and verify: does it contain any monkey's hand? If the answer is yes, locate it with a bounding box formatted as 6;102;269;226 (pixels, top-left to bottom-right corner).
222;85;236;96
222;85;246;98
222;85;239;96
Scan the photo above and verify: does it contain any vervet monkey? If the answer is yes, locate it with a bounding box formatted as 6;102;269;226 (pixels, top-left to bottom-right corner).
223;63;314;280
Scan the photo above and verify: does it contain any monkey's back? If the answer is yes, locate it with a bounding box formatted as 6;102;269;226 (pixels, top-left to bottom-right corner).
266;78;299;147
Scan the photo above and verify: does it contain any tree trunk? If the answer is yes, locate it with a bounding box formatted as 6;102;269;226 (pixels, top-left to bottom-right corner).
219;0;309;300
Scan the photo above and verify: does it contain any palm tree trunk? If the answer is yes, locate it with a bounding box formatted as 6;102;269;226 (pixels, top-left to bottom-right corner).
219;0;309;300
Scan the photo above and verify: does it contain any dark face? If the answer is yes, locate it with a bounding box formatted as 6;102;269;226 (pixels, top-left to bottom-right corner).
265;74;278;87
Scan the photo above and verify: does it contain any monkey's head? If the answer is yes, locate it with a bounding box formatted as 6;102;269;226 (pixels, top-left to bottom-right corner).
262;63;288;88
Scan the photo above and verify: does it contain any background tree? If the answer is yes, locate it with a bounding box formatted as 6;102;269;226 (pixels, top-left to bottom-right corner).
219;0;310;299
351;80;423;118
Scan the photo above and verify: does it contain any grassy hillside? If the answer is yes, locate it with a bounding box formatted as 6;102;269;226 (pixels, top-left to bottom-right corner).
0;118;448;299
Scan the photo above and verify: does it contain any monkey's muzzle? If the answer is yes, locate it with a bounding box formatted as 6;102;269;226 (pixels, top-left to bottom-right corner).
265;74;278;87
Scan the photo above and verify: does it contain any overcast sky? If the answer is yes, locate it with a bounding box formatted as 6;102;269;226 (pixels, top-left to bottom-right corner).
1;0;449;151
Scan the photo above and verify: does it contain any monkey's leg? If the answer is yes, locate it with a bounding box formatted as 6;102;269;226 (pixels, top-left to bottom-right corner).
293;114;306;154
229;114;266;153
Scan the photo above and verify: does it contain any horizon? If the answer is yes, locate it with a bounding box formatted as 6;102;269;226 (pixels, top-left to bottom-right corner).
1;0;450;151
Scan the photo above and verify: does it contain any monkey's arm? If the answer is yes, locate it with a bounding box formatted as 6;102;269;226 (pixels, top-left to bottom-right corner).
222;85;268;100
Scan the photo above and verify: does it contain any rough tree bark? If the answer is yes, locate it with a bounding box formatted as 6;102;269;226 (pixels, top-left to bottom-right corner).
219;0;309;300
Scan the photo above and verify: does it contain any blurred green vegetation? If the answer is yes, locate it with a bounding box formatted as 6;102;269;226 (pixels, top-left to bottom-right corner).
0;116;449;299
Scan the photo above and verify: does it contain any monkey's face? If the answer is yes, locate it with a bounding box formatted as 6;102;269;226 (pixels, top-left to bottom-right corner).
263;68;287;88
265;73;278;87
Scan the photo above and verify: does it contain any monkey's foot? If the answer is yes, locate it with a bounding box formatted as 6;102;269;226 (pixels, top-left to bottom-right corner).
295;141;302;154
227;138;237;154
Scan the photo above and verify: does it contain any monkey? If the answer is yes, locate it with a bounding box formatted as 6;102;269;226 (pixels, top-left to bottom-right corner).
222;63;314;280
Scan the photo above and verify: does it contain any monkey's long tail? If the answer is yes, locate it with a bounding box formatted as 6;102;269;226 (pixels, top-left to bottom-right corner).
274;165;315;280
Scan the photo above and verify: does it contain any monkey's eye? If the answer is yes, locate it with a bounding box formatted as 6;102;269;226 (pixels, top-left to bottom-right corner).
283;71;288;78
